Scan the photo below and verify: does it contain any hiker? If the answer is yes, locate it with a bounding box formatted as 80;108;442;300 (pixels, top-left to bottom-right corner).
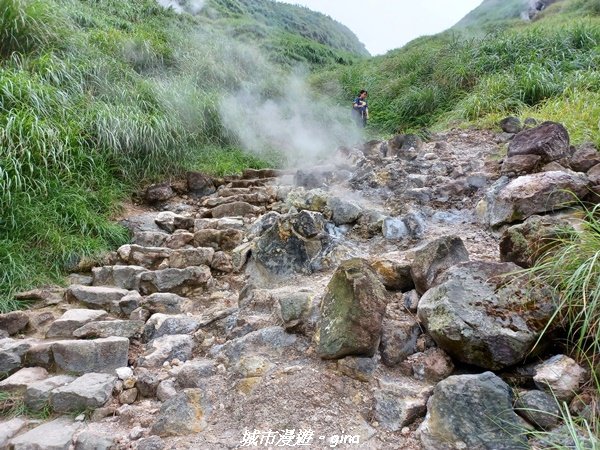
352;90;368;127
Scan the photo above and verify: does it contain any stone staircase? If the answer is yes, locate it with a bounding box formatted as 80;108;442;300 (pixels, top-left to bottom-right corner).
0;169;288;449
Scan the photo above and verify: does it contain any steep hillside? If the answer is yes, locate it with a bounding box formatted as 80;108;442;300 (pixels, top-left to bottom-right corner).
208;0;369;57
0;0;366;308
453;0;530;28
314;0;599;144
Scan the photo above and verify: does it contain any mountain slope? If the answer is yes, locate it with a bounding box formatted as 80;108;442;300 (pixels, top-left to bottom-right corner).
0;0;366;308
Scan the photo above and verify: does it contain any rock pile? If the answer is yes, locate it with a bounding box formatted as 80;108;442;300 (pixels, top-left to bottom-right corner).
0;121;596;449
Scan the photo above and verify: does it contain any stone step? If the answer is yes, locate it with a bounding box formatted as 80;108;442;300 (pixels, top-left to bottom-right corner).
241;168;285;179
92;263;215;294
9;417;82;450
229;177;277;188
46;309;108;338
116;244;215;270
215;186;273;198
209;201;264;218
66;285;136;312
202;192;271;208
194;217;245;232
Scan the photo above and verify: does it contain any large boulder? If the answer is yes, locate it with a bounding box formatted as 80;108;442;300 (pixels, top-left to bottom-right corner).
417;261;555;370
252;210;335;275
419;372;529;450
479;171;589;228
500;214;576;268
316;258;388;359
507;121;570;163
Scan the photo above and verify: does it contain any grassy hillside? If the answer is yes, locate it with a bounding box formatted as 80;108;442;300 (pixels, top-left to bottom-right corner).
313;0;600;147
453;0;529;29
0;0;367;310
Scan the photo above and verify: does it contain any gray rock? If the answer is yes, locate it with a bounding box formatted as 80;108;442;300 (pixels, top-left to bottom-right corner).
186;171;215;197
210;201;263;218
52;337;129;374
316;258;388;359
479;171;589;228
154;211;194;233
118;291;144;317
73;320;145;339
211;327;301;366
515;389;561;430
135;435;165;450
399;348;454;383
145;182;174;203
419;372;529;450
499;116;522;134
0;311;29;335
370;257;414;292
117;244;172;269
0;367;48;393
50;372;116;413
9;417;82;450
210;251;233;273
418;261;555;370
132;231;168;247
533;354;587;402
382;217;409;240
402;290;420;313
403;211;427;239
143;314;200;341
193;228;244;251
0;338;31;375
501;154;542;176
247;212;280;238
143;293;192;314
176;359;216;388
46;309;108;338
253;210;335;275
138;335;194;368
135;367;162;398
336;356;377;382
380;317;421;366
275;290;313;331
25;375;76;411
500;214;574;268
411;235;469;294
138;266;212;295
327;196;362;225
151;389;208;437
375;379;433;431
568;142;600;172
194;217;245;232
156;379;177;402
92;265;145;291
508;121;570;163
74;431;115;450
66;285;134;310
168;248;214;269
164;231;195;249
0;418;28;448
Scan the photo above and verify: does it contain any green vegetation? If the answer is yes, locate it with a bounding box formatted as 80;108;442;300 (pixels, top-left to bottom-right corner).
316;0;600;147
453;0;527;29
0;0;364;309
522;203;600;447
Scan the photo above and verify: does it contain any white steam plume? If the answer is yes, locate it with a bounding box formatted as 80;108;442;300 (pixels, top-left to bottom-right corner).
219;75;364;168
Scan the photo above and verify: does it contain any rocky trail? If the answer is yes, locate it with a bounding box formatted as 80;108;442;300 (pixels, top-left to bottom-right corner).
1;120;598;449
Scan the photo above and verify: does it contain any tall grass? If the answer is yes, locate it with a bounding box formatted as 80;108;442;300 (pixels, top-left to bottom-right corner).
318;13;600;143
521;203;600;447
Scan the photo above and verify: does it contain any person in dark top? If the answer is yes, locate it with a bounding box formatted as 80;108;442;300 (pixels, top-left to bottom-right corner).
352;90;368;127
